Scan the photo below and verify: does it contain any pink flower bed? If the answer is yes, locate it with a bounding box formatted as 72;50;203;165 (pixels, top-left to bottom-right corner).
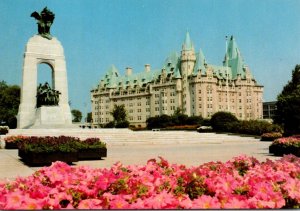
0;155;300;209
272;136;300;147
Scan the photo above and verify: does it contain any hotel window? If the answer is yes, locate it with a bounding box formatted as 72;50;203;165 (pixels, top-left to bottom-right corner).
138;116;141;120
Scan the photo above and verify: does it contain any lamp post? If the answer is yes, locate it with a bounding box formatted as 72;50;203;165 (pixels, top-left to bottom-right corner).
225;36;230;112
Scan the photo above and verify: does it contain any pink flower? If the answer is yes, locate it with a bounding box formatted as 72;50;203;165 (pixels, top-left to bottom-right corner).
20;197;44;210
4;190;24;209
0;155;299;209
177;194;193;209
109;197;130;209
192;195;221;209
129;198;147;209
144;190;177;209
77;199;103;209
282;178;300;202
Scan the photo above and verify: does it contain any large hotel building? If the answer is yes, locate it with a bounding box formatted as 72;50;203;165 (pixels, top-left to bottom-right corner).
91;33;263;127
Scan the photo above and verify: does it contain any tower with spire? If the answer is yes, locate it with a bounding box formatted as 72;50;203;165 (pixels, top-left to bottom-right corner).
180;31;196;115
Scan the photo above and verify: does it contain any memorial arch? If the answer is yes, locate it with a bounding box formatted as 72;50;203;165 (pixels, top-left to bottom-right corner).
17;35;72;128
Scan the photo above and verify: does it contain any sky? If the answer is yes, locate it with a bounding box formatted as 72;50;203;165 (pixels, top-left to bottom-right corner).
0;0;300;119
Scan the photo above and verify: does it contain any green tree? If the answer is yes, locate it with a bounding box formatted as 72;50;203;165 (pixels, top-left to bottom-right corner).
274;65;300;135
71;109;82;122
0;81;20;128
111;104;127;123
210;111;239;132
86;112;92;123
110;104;129;128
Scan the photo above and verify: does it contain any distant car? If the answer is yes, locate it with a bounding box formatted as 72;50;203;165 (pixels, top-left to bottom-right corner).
197;126;213;133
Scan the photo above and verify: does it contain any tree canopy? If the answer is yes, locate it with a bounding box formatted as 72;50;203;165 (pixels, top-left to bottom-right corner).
71;109;82;122
86;112;92;123
111;104;127;123
107;104;129;128
0;81;20;128
210;111;239;132
274;64;300;135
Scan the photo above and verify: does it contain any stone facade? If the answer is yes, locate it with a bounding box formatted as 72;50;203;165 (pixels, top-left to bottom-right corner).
17;35;72;128
91;33;263;127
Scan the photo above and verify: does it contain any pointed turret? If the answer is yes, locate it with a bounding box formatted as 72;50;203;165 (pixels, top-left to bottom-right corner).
224;35;247;79
181;31;196;76
105;65;119;88
193;49;206;76
182;31;194;51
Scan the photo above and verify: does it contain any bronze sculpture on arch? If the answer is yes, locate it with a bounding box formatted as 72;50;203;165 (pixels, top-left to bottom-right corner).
31;7;55;40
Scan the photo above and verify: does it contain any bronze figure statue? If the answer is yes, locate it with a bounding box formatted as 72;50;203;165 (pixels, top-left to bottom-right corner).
31;7;55;40
36;82;61;108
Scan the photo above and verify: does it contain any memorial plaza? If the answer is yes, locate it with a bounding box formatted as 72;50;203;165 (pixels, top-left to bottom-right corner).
0;129;279;181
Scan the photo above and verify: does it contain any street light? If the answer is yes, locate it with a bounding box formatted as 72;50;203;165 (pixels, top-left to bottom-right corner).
225;36;230;112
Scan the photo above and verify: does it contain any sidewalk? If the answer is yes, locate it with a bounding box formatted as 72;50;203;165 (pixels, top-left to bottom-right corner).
0;131;280;181
0;149;35;180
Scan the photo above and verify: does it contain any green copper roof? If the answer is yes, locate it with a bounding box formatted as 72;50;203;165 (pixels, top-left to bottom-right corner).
183;31;193;50
163;51;181;78
193;49;206;76
104;65;119;88
224;36;248;79
97;34;254;90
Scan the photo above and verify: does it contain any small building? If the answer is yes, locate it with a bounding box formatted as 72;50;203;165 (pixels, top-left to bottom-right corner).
263;101;277;120
91;33;264;128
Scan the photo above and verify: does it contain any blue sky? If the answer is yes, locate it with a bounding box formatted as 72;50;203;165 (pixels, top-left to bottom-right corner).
0;0;300;118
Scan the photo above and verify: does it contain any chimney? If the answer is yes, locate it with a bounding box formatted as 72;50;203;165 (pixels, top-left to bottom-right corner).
145;64;151;72
126;67;132;76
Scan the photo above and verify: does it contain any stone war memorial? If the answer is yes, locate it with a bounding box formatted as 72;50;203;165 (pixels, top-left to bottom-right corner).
17;7;72;128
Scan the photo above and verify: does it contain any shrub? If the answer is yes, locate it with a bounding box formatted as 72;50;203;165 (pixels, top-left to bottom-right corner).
261;132;283;141
17;136;107;153
210;114;283;136
18;136;80;153
146;115;172;129
115;120;130;128
104;121;115;128
164;125;198;130
4;135;28;149
269;136;300;156
171;113;188;125
75;138;106;149
0;126;9;135
186;116;203;125
202;118;211;126
232;120;283;136
147;115;204;129
210;112;239;132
